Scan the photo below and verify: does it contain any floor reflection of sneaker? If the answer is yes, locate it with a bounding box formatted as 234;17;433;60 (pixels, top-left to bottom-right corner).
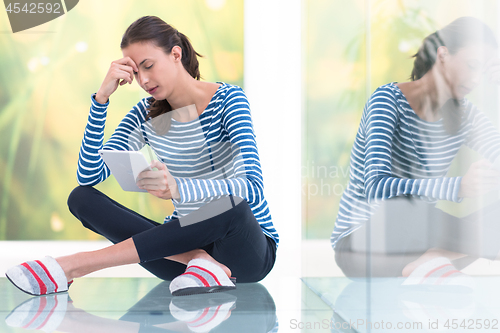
5;293;69;333
169;293;237;332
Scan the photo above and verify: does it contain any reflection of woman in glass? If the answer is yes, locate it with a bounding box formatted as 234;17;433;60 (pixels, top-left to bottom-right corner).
331;17;500;284
6;16;278;296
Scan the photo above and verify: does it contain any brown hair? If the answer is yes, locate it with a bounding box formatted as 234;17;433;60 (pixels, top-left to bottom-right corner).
410;17;497;134
120;16;203;128
411;16;497;81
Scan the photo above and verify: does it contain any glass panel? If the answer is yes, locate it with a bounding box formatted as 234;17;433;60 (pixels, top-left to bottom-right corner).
305;0;500;330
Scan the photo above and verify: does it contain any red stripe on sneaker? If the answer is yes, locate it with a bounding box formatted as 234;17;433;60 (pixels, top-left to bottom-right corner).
436;269;461;285
36;296;59;330
35;260;59;293
183;272;210;287
189;265;222;286
23;297;47;328
188;307;209;325
418;264;452;284
21;263;47;295
191;305;222;328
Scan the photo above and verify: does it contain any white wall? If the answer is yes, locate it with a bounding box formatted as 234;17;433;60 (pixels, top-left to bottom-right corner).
243;0;304;326
244;0;303;278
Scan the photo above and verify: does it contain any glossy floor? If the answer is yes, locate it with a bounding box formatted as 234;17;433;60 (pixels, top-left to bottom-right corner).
1;276;333;333
3;276;500;332
303;276;500;333
0;240;331;333
2;240;500;333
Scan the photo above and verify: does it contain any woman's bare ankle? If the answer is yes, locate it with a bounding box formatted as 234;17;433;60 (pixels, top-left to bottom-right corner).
56;254;82;282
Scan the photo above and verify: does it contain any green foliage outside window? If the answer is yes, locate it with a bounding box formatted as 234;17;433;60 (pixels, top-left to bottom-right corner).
0;0;243;240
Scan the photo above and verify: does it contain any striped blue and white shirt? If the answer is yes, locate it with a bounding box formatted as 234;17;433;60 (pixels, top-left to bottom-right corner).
331;82;500;249
77;82;279;248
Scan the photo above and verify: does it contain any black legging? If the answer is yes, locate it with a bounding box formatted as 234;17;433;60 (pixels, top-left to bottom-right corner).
334;196;500;278
67;186;277;282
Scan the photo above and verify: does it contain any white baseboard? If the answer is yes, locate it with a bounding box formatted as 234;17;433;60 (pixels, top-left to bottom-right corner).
0;241;155;277
2;240;498;278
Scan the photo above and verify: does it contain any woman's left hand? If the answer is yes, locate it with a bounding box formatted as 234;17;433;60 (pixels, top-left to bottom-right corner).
136;160;180;200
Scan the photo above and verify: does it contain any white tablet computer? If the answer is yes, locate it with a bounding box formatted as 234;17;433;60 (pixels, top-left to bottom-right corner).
98;150;152;192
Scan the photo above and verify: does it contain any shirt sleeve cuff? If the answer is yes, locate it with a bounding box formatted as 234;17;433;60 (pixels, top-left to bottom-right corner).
91;93;109;107
172;177;187;204
451;177;464;203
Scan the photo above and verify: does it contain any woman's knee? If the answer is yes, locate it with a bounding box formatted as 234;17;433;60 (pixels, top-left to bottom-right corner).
67;186;97;215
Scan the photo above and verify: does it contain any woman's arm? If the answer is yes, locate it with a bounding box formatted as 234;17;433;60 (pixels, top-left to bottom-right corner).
455;103;500;197
76;94;148;186
172;87;264;205
463;102;500;162
362;88;463;204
